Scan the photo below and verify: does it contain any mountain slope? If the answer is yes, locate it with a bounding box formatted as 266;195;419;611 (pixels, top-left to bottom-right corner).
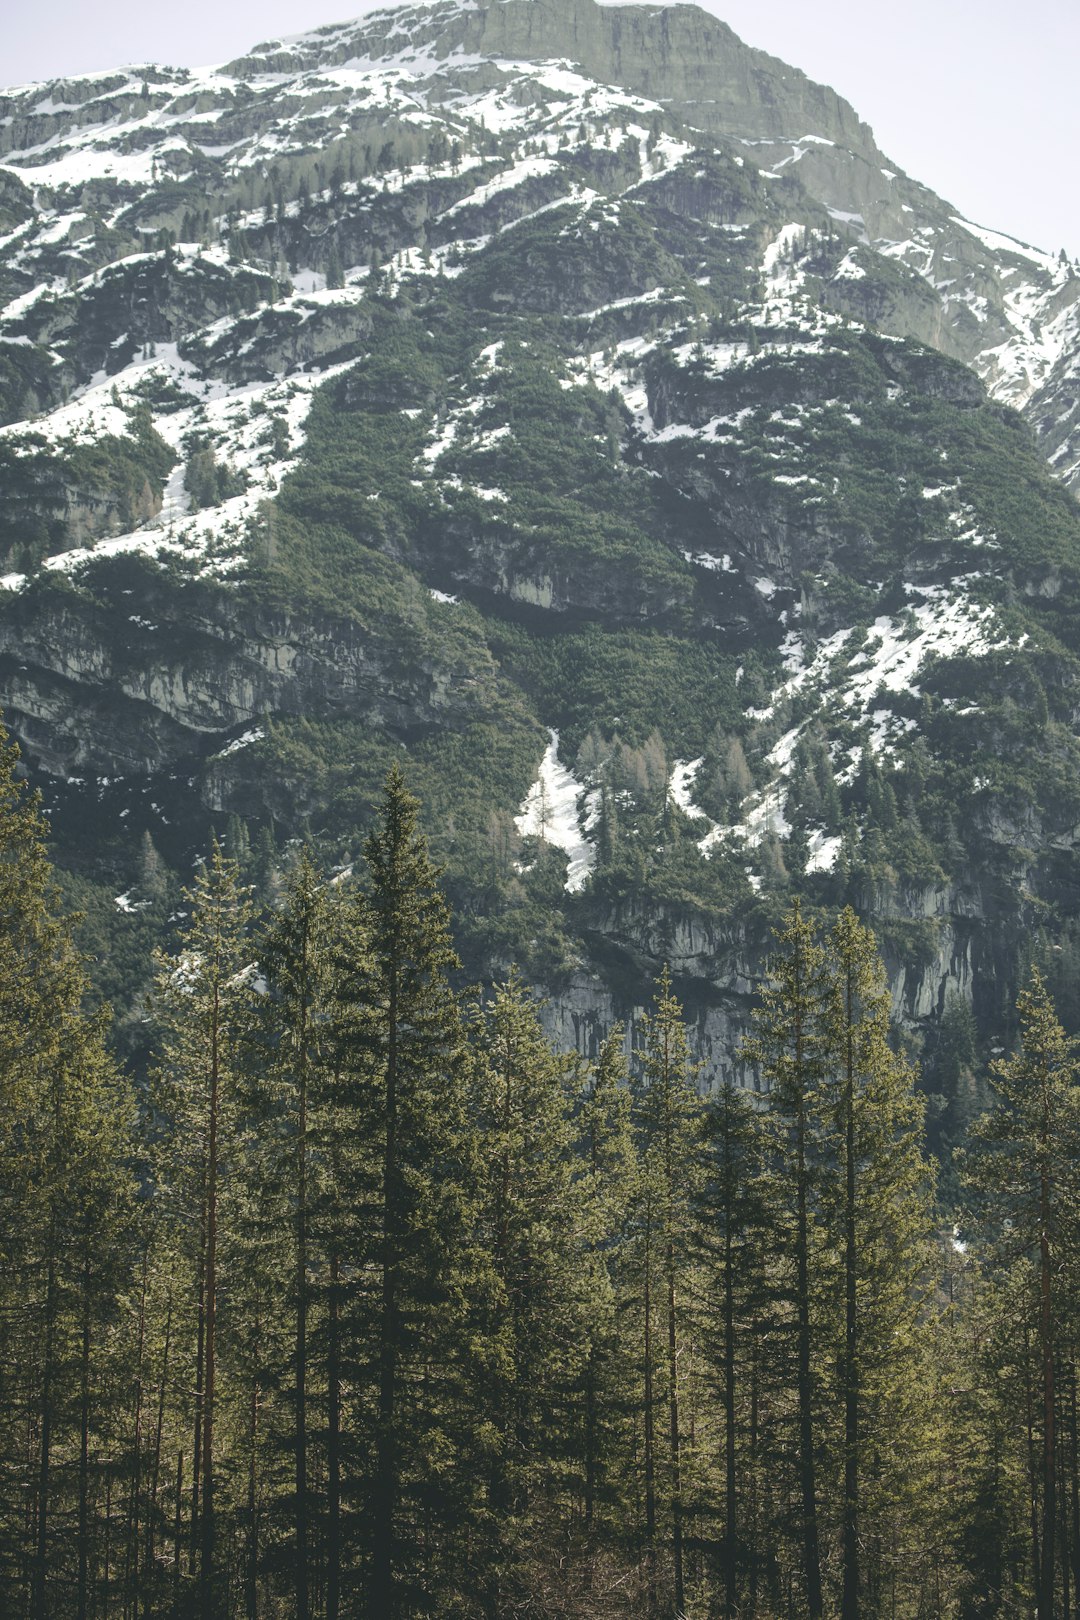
2;0;1080;1102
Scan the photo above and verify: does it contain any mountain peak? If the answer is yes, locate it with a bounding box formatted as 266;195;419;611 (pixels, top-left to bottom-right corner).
220;0;873;151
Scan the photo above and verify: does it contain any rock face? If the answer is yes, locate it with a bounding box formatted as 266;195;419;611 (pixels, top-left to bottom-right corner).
1;0;1080;1087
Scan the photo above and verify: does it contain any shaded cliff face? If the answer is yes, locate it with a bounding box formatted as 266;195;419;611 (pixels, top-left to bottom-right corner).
2;0;1080;1089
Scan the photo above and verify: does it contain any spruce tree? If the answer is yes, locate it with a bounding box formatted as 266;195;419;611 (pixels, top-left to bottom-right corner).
632;967;706;1618
254;849;338;1620
743;900;828;1620
699;1076;771;1618
573;1026;637;1544
824;908;931;1620
0;718;134;1620
468;971;596;1608
337;764;472;1619
152;841;256;1618
966;970;1080;1620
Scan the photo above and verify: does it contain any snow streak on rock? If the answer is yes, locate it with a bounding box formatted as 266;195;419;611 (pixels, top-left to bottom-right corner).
515;730;596;893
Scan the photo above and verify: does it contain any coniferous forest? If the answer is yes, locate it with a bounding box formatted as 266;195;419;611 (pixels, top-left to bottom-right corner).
4;711;1080;1620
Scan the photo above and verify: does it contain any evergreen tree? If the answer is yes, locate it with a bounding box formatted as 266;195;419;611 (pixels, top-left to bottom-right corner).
336;764;473;1618
632;967;706;1617
573;1026;637;1546
251;849;339;1620
824;908;932;1620
469;971;589;1611
743;900;828;1620
0;718;134;1620
966;970;1080;1620
152;842;256;1618
699;1077;771;1618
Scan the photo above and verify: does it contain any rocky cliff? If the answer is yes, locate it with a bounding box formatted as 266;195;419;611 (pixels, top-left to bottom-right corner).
2;0;1080;1100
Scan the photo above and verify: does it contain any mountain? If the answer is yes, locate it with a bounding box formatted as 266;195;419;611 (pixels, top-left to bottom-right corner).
2;0;1080;1100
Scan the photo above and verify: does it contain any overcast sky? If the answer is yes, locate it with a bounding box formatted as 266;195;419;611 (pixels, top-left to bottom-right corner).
4;0;1077;258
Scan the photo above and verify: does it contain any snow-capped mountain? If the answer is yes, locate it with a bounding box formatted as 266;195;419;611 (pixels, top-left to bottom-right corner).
2;0;1079;1089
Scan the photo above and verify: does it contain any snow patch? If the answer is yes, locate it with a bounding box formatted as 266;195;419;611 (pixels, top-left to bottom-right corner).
515;730;596;893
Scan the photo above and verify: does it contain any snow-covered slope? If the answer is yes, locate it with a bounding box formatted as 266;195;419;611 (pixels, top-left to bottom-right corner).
1;0;1077;487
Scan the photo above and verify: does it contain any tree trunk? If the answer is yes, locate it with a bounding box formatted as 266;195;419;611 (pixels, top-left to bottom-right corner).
372;961;400;1619
841;968;860;1620
200;985;221;1616
1070;1364;1080;1615
793;966;823;1620
173;1452;183;1618
77;1264;91;1620
723;1215;737;1620
247;1331;260;1620
296;972;310;1620
667;1245;685;1617
327;1248;342;1620
643;1209;657;1617
146;1294;172;1619
31;1243;57;1620
125;1246;150;1619
1041;1180;1056;1620
191;1204;206;1555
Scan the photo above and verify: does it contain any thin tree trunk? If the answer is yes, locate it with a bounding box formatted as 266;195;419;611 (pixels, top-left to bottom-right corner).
191;1206;206;1555
31;1242;57;1620
200;985;221;1616
247;1328;260;1620
173;1451;183;1618
794;1002;823;1620
145;1292;172;1619
666;1245;685;1617
723;1209;737;1620
77;1262;92;1620
1060;1432;1071;1620
841;967;860;1620
104;1469;113;1620
327;1248;341;1620
584;1339;598;1535
1025;1342;1041;1604
1070;1363;1080;1613
643;1209;657;1618
748;1331;760;1620
1041;1167;1057;1620
296;964;310;1620
125;1248;150;1620
372;960;400;1619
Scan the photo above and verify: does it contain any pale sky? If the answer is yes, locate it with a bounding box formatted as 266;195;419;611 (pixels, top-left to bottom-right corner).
4;0;1077;259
